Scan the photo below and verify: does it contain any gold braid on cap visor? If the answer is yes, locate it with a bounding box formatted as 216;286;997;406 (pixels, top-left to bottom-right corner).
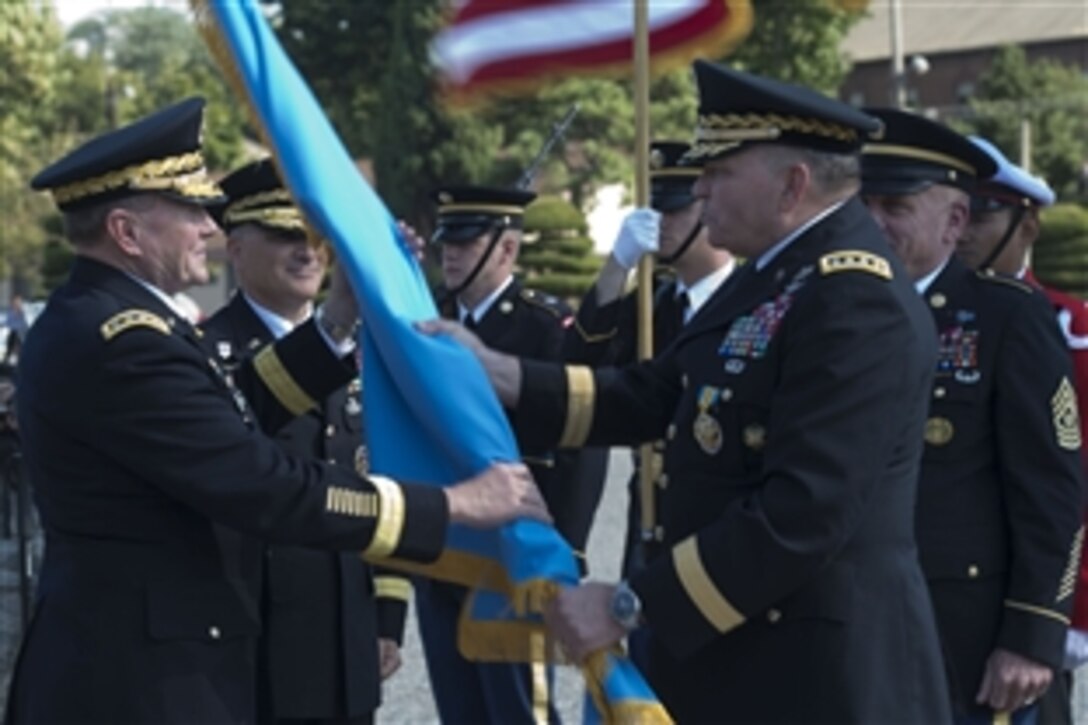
224;207;307;233
51;151;221;205
224;189;294;215
686;112;860;160
436;203;525;216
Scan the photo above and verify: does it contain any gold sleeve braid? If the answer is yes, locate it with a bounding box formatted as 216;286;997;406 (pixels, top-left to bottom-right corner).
558;366;595;448
363;475;406;559
673;536;745;634
252;346;316;415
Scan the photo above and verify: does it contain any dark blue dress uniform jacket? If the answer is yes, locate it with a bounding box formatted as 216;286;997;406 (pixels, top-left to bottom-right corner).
6;258;447;724
514;199;953;723
564;275;691;571
202;294;410;721
445;278;605;558
915;257;1085;718
564;274;685;365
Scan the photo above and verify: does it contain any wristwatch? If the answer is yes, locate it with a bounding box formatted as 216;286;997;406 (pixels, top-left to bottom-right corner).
610;580;643;632
316;304;359;342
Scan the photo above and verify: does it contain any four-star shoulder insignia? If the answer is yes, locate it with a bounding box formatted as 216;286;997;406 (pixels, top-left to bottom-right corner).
818;250;892;280
100;309;171;341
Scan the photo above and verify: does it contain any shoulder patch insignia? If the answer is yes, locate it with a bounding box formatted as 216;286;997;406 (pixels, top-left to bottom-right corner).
976;269;1032;294
100;309;171;341
818;250;892;280
520;288;568;318
1052;376;1082;451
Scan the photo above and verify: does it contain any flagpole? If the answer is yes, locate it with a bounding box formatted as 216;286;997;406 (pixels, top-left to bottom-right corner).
633;0;657;553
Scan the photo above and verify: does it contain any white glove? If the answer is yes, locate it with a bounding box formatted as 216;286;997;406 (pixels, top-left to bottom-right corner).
611;208;661;269
1064;628;1088;670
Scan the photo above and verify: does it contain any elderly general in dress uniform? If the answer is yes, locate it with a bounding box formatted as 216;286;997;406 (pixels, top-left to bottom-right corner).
423;60;953;723
5;97;548;724
862;108;1085;724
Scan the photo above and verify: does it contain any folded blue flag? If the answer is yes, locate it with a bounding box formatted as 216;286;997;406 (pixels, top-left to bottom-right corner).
193;2;669;721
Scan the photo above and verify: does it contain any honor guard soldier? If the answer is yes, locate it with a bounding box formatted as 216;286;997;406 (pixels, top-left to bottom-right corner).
564;140;735;667
6;98;549;724
958;137;1088;725
202;159;412;724
419;184;599;723
862;109;1085;723
566;141;735;367
423;61;953;723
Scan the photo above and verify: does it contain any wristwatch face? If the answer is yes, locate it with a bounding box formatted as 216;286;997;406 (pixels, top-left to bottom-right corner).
611;584;640;630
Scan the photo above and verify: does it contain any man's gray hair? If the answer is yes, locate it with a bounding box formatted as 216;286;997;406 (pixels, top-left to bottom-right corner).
764;145;860;195
63;194;158;247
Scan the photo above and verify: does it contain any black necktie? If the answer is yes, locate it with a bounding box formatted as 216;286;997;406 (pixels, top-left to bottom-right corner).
657;291;688;351
676;291;690;328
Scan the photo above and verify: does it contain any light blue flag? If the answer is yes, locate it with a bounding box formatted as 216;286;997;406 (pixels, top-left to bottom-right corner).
193;2;670;721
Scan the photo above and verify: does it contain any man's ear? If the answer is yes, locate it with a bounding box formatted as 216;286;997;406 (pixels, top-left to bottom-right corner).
498;230;519;264
225;231;243;263
779;162;810;214
104;208;143;257
945;194;971;246
1019;209;1041;247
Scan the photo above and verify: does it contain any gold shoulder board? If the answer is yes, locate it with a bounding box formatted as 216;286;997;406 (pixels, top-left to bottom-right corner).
818;250;892;280
100;309;171;341
976;269;1032;294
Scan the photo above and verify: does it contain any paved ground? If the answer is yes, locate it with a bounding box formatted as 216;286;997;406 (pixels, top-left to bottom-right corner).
0;456;43;717
378;448;633;724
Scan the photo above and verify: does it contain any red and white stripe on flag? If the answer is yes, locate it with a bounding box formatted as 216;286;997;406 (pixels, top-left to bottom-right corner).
431;0;753;102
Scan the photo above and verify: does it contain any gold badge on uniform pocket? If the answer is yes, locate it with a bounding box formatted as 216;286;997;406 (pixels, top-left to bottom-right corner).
924;417;954;446
742;424;766;450
693;413;722;455
693;386;723;455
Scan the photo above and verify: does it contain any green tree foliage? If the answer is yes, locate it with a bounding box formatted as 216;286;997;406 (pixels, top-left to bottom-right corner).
265;0;862;227
261;0;393;156
66;7;249;170
966;46;1088;202
730;0;865;92
520;197;600;299
1034;203;1088;298
266;0;500;228
372;1;501;222
0;0;65;293
3;3;249;296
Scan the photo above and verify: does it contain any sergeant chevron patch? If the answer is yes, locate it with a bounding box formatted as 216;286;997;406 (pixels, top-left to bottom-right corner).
818;250;892;280
100;309;171;340
1052;377;1082;451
